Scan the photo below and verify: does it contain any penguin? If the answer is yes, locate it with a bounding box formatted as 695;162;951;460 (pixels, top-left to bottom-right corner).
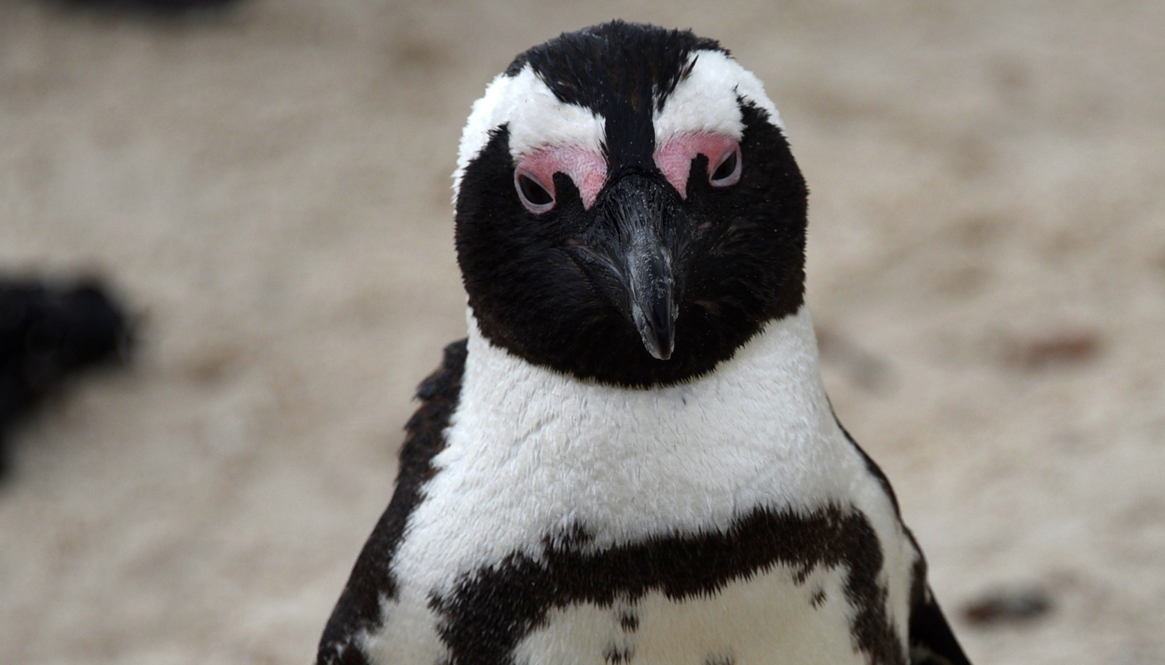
0;278;132;478
316;21;972;665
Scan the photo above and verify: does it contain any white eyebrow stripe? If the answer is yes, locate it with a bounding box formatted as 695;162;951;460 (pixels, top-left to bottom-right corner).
454;52;785;202
653;50;783;148
454;66;606;198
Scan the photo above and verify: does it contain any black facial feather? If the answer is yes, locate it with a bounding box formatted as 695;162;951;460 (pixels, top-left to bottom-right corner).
456;101;807;387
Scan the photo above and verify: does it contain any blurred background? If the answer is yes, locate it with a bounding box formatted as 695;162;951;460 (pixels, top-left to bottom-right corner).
1;0;1162;663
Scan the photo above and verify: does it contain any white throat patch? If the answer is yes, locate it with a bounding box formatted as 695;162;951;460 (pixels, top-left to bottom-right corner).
392;306;889;582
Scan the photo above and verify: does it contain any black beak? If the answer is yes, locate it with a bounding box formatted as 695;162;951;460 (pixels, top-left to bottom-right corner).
623;223;675;360
565;174;685;361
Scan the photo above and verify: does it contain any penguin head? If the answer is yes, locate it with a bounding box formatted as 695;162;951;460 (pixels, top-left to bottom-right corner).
454;22;808;388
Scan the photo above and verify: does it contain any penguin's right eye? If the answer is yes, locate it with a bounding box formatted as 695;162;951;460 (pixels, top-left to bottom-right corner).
515;169;556;214
709;144;742;188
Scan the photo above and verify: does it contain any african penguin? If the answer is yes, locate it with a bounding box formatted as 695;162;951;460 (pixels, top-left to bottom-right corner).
316;22;972;665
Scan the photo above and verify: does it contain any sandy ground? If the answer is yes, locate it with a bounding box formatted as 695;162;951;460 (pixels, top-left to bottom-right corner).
0;1;1163;663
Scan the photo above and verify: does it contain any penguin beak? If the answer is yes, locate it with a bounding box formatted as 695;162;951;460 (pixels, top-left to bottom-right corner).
565;174;684;361
622;224;676;360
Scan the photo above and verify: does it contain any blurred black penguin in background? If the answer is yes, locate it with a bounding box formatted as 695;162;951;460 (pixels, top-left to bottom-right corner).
51;0;242;15
0;278;132;480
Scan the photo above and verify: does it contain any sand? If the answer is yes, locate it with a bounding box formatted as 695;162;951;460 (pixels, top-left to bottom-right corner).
1;1;1163;663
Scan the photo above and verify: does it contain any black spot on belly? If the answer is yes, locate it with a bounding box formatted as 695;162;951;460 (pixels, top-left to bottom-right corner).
810;585;827;608
706;656;734;665
604;644;634;663
428;504;906;665
618;610;639;632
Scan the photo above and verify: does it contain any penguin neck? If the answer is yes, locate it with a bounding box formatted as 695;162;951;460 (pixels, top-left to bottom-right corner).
425;303;859;550
459;304;837;452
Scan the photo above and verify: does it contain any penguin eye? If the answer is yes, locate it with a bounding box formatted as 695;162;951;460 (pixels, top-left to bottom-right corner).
515;169;556;214
709;145;742;187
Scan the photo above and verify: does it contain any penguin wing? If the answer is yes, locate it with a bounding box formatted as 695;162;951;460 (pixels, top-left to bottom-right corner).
832;417;972;665
909;580;973;665
315;340;469;665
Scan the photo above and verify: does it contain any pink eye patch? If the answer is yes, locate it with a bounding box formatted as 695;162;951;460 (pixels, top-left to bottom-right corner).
515;146;608;210
515;133;738;210
654;133;741;198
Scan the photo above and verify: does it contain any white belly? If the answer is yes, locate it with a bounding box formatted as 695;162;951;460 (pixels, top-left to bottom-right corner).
514;564;868;665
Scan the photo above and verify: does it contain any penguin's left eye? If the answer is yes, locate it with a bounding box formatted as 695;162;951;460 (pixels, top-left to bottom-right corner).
515;169;556;214
709;145;742;187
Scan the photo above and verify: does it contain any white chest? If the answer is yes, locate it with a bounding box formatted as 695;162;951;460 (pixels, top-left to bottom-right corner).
363;308;913;665
400;308;863;572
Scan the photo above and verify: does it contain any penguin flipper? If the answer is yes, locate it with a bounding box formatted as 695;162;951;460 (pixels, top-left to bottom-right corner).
315;340;469;665
909;584;972;665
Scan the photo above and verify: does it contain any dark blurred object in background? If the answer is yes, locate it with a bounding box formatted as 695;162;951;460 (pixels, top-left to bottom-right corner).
52;0;242;16
962;586;1054;628
0;278;133;480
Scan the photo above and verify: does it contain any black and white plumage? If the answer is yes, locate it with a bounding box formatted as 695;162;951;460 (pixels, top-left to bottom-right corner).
317;22;971;665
